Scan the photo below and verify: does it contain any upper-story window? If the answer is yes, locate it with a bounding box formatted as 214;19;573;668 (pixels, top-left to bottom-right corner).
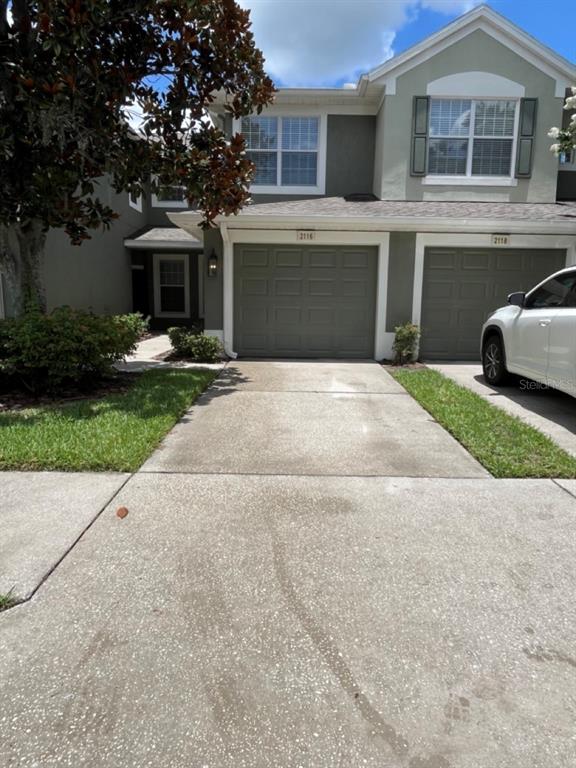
428;99;518;178
239;115;326;194
151;178;188;208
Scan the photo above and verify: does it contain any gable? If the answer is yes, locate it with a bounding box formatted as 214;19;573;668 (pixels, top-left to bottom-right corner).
368;7;575;97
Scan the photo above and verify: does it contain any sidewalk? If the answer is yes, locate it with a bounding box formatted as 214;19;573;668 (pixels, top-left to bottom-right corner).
116;334;225;373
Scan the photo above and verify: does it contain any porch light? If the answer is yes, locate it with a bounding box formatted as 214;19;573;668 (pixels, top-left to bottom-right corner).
207;249;218;278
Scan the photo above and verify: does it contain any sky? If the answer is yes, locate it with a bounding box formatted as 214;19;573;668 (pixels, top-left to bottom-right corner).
237;0;576;88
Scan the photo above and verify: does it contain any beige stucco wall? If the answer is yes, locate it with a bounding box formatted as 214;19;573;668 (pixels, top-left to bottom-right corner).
374;29;564;203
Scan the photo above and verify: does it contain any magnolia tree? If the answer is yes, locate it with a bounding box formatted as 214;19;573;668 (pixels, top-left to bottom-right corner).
549;87;576;156
0;0;274;314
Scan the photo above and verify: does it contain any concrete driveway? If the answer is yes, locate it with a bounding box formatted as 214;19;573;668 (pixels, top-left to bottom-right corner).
142;361;486;478
2;361;576;767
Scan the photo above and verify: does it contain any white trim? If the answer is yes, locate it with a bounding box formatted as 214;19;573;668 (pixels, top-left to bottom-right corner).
124;239;200;251
422;176;518;187
170;210;576;237
426;72;525;98
128;192;143;212
412;232;576;329
374;235;390;360
367;6;575;98
153;253;190;319
0;273;5;319
224;228;392;360
233;113;327;196
426;96;519;183
198;253;205;318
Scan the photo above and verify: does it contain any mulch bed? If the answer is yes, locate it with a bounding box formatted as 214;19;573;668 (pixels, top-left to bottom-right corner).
381;360;428;372
0;372;140;412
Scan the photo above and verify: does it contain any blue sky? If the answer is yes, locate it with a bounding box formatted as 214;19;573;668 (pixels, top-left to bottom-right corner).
238;0;576;88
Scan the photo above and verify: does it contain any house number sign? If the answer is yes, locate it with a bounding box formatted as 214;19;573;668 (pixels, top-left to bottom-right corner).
492;234;510;246
296;230;316;241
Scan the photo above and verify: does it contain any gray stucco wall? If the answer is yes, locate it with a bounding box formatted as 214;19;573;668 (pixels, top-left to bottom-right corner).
202;228;224;331
375;29;564;203
386;232;416;332
44;180;145;314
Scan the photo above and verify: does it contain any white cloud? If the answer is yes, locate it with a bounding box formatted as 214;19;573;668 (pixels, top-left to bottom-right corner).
238;0;477;87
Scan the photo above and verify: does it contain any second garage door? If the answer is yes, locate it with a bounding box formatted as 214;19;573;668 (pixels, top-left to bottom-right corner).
234;244;377;358
420;247;567;360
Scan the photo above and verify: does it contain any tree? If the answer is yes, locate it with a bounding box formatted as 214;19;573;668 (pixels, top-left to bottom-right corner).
549;87;576;157
0;0;274;314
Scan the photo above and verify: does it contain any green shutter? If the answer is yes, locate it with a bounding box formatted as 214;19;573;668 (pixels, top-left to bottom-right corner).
411;96;430;176
515;98;538;178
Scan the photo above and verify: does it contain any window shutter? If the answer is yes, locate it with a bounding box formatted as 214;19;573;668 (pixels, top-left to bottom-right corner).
515;98;537;178
411;96;430;176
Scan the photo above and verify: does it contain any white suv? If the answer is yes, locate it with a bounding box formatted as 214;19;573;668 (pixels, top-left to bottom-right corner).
481;266;576;397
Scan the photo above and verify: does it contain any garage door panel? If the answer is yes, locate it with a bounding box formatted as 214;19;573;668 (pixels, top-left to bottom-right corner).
308;279;335;296
234;244;377;358
462;252;491;270
274;307;301;324
275;249;303;268
274;279;302;296
459;282;489;300
242;278;269;296
427;250;457;269
308;251;337;268
421;247;566;360
239;249;269;268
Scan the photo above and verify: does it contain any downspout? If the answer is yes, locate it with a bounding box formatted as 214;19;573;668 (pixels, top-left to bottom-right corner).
220;223;237;359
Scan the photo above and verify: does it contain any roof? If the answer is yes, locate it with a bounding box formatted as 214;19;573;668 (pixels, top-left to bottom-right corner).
170;198;576;237
124;227;201;250
242;198;576;223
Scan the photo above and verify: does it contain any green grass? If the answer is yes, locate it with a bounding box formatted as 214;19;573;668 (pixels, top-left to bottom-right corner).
392;368;576;478
0;369;216;472
0;593;18;612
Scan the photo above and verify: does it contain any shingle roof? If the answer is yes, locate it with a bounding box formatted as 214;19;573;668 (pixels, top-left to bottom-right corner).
131;227;201;244
243;197;576;223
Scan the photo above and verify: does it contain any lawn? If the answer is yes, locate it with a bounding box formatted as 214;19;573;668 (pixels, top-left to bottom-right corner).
392;368;576;478
0;368;216;472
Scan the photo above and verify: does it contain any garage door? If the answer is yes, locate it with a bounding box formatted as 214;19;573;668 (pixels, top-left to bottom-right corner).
420;248;567;360
234;244;377;357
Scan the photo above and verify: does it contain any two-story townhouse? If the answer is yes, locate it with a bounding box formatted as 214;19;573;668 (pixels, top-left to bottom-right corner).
171;4;576;361
3;4;575;362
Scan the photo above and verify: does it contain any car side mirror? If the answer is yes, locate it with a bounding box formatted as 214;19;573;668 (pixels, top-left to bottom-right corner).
507;291;525;307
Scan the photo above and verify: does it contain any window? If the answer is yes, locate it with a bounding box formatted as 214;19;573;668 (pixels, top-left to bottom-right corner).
239;115;325;193
153;254;190;317
428;99;517;178
525;272;576;310
129;191;143;212
151;178;188;208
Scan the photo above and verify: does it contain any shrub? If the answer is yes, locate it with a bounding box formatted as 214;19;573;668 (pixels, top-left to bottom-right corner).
392;322;421;365
0;307;141;393
117;312;150;339
168;327;223;363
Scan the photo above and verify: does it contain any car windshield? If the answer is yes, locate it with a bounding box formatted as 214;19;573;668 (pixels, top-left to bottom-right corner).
525;272;576;309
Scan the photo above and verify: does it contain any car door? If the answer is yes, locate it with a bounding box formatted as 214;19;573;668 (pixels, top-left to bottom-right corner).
546;270;576;396
507;273;573;381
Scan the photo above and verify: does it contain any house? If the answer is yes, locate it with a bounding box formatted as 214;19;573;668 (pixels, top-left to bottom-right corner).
3;4;575;361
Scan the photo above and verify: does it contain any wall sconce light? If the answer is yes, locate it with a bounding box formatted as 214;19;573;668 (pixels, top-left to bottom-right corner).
207;249;218;278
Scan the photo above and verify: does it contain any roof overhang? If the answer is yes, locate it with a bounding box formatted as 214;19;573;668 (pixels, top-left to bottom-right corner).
169;210;576;238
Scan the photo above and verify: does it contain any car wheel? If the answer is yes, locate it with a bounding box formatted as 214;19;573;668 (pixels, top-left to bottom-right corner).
482;335;510;386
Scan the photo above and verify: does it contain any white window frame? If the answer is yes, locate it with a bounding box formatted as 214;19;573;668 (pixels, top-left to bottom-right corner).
424;96;520;187
151;176;188;208
233;113;327;195
153;253;190;318
129;191;143;212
